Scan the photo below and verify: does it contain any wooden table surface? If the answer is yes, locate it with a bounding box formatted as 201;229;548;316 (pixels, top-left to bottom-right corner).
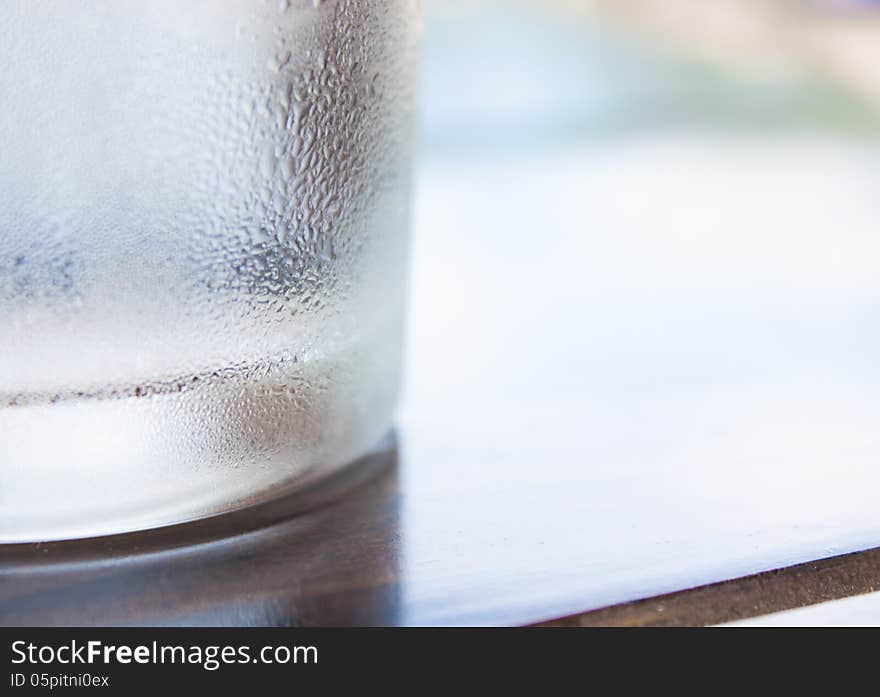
4;430;880;627
4;2;880;627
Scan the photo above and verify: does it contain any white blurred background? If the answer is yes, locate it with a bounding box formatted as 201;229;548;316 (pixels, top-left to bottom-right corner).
397;0;880;623
403;0;880;443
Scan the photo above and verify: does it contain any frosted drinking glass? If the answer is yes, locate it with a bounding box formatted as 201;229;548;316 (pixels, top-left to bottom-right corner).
0;0;419;541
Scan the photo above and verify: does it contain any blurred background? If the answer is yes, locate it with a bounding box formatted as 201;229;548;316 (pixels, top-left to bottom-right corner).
397;0;880;622
403;0;880;453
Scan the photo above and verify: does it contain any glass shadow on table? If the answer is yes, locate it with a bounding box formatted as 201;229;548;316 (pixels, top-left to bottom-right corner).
0;433;402;627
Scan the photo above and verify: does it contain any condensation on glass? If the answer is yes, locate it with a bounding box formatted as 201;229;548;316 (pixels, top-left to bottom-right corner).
0;0;419;541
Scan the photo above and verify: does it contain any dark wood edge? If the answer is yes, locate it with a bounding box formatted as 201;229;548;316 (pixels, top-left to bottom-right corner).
534;546;880;626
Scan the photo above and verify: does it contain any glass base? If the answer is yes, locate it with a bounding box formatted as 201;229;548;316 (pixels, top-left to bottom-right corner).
0;418;398;544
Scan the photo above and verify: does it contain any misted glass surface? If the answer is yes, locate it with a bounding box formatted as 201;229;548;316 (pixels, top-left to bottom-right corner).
0;0;419;541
